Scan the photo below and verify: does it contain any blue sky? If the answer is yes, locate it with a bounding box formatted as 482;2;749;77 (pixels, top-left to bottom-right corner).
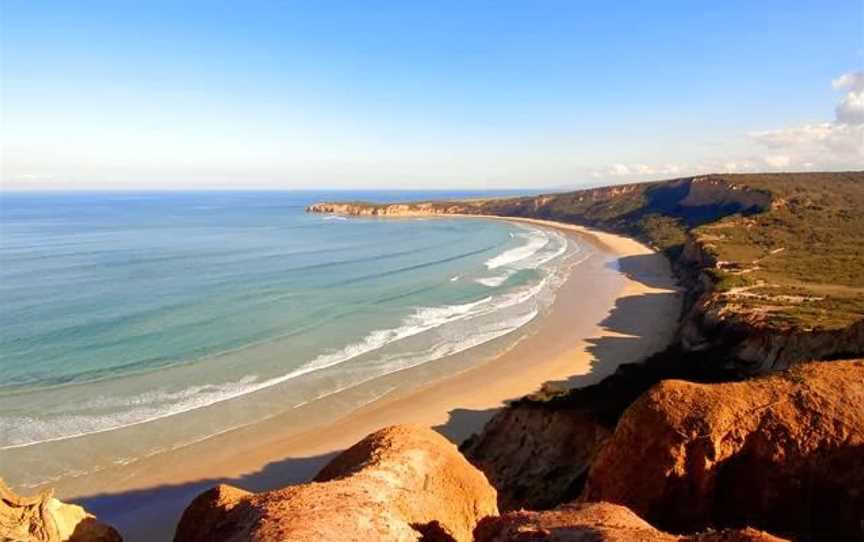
1;1;862;190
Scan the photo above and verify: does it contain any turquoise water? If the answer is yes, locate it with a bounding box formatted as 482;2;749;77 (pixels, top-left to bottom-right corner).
0;191;577;487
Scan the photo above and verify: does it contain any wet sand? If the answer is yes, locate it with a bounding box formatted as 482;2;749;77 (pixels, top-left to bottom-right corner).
66;219;682;541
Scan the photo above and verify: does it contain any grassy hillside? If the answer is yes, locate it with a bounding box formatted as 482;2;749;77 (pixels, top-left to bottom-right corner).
694;172;864;329
458;172;864;331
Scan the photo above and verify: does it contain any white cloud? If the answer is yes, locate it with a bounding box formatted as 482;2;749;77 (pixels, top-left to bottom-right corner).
601;163;684;178
763;155;791;168
610;164;631;176
832;71;864;92
746;71;863;170
832;71;864;125
753;122;863;156
591;70;864;181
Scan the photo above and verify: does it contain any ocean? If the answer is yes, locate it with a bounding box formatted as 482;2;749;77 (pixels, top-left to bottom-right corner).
0;191;579;489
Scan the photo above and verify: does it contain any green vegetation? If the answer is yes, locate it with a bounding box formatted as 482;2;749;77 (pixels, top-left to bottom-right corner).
430;172;863;331
694;172;864;329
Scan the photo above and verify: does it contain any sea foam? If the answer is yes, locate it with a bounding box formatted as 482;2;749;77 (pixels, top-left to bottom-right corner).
0;278;548;449
484;230;550;269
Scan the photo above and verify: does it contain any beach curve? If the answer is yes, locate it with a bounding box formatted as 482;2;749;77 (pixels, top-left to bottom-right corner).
53;218;683;542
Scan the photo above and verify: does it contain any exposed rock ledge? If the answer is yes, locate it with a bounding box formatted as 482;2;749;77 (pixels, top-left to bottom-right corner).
174;425;498;542
474;502;788;542
0;480;121;542
583;359;864;539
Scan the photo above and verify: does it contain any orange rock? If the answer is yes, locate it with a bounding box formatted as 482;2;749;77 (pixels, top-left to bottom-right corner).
474;501;788;542
174;425;498;542
583;360;864;539
0;479;122;542
461;402;611;511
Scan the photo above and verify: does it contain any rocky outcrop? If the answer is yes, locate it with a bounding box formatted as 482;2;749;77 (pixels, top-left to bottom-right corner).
582;360;864;539
0;480;121;542
306;202;478;217
682;305;864;372
461;403;611;511
474;502;788;542
174;425;498;542
679;177;771;212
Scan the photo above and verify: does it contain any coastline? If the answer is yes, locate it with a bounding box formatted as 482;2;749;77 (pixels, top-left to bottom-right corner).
64;219;681;541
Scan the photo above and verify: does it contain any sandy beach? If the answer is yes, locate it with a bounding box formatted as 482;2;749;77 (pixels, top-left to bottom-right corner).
63;219;681;541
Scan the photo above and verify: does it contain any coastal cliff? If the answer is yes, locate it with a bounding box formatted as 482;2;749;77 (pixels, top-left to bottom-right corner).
172;360;863;541
309;172;864;370
309;172;864;538
17;172;861;542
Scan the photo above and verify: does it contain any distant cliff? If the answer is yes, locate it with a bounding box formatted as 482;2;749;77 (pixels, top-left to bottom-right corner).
306;201;475;217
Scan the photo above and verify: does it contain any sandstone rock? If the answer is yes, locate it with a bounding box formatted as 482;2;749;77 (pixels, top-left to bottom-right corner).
473;501;787;542
582;360;864;539
0;479;122;542
461;402;611;511
174;425;498;542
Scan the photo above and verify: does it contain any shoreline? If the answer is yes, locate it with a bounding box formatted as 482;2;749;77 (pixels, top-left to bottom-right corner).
66;218;681;541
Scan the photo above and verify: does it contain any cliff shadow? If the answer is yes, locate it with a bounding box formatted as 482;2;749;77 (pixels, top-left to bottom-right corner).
552;282;681;390
435;252;682;441
73;451;338;542
609;253;679;290
433;407;500;444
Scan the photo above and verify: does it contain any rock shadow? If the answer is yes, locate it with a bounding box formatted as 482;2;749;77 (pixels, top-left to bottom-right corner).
73;451;338;542
435;251;682;441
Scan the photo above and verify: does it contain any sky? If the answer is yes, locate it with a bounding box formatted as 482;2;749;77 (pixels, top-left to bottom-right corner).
1;0;862;191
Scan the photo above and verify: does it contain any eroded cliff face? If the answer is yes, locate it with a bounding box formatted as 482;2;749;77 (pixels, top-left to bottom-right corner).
174;425;498;542
582;360;864;539
460;404;611;511
677;233;864;372
678;177;772;211
306;202;478;217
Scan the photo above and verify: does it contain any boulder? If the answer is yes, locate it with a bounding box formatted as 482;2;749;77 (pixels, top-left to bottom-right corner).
582;360;864;538
174;425;498;542
473;501;787;542
0;479;122;542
